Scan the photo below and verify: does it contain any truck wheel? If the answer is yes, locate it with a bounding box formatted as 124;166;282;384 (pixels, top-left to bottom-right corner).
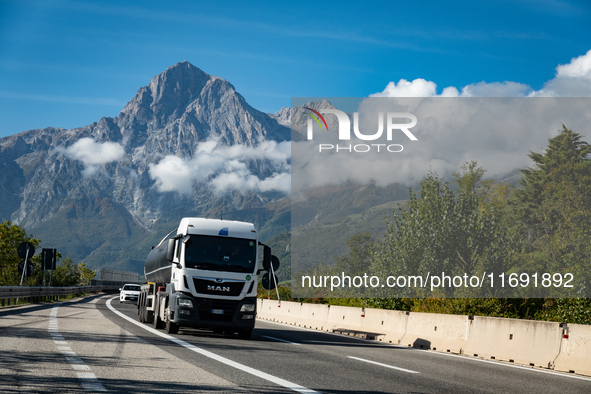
238;328;253;339
165;310;179;334
153;313;164;329
139;303;145;323
153;297;164;330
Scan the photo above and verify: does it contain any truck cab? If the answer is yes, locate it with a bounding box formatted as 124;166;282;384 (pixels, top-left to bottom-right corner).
139;218;278;339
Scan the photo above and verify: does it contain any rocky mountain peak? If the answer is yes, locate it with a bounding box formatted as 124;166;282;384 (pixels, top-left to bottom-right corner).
119;61;216;129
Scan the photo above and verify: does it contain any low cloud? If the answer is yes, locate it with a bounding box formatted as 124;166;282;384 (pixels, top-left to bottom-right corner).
58;138;125;176
148;137;291;195
292;97;591;193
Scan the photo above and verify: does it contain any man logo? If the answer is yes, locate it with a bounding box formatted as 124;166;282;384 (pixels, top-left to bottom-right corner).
208;285;231;292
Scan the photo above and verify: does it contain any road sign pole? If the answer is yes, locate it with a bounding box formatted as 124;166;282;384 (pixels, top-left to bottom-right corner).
270;262;280;302
19;249;29;287
17;249;31;303
43;249;46;287
49;250;55;287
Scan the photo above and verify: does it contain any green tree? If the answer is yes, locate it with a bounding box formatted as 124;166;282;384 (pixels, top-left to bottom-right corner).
51;256;85;287
0;221;40;286
512;125;591;241
372;162;512;297
510;126;591;296
333;232;374;276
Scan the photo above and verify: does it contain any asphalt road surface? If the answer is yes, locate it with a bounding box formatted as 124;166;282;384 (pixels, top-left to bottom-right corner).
1;293;590;393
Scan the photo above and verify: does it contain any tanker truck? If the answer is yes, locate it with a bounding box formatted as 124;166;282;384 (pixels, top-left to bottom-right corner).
137;217;279;339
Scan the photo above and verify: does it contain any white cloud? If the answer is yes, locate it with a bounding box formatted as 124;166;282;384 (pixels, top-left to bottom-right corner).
148;137;291;195
459;81;532;97
530;49;591;97
58;137;125;176
372;49;591;98
370;78;439;97
556;49;591;79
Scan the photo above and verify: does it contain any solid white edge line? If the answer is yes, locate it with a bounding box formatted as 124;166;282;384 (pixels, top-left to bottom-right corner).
105;297;320;394
262;335;301;345
348;356;419;374
257;319;591;382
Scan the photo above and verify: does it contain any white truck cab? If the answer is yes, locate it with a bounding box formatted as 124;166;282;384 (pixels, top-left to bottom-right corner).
139;218;279;339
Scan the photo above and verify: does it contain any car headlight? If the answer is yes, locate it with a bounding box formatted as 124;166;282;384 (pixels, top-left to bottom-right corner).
240;304;255;312
178;299;193;308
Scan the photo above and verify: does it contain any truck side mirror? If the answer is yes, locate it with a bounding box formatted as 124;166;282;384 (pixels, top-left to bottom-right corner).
166;239;176;262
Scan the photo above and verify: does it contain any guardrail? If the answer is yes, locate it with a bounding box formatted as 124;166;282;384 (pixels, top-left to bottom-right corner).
0;285;122;306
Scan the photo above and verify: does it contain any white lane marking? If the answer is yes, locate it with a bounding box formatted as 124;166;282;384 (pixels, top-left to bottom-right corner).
60;351;76;357
50;303;107;392
259;319;591;383
348;356;419;374
262;335;301;345
106;298;320;394
72;364;92;371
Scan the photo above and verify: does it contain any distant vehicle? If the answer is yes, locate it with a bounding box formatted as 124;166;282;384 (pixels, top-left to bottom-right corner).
119;284;141;303
137;217;280;339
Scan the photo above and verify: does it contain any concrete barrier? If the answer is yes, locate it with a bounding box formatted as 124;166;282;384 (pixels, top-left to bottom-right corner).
400;312;469;354
255;299;590;377
257;299;330;330
554;323;591;375
362;308;408;345
257;299;280;322
464;316;562;368
325;305;368;337
273;300;302;326
296;302;329;331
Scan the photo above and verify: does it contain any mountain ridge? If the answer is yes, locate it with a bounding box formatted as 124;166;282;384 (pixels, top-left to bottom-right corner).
0;61;292;273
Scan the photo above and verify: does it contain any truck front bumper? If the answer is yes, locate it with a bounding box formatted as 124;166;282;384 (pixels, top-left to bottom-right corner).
171;296;257;329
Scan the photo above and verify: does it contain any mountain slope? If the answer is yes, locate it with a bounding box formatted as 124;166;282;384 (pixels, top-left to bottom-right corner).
0;61;291;272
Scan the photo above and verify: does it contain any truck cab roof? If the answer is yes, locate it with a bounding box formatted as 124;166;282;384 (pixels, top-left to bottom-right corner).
178;218;257;240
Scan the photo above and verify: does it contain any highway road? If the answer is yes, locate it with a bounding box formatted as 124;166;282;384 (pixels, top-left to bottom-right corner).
1;293;590;393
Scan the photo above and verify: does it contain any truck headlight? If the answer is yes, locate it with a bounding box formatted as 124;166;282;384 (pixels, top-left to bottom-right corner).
240;304;255;312
178;299;193;308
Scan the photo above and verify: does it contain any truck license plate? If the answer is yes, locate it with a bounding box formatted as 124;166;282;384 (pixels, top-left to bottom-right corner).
211;309;225;315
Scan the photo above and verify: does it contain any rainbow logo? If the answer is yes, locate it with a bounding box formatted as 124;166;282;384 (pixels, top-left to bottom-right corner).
304;107;328;132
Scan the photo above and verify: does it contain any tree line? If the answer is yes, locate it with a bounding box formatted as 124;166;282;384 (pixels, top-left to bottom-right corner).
0;221;95;287
287;126;591;324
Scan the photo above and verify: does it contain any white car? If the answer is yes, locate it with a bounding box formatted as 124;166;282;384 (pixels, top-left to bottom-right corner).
119;284;141;303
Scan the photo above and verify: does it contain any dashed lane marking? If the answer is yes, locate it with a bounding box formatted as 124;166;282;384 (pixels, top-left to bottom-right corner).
49;303;107;392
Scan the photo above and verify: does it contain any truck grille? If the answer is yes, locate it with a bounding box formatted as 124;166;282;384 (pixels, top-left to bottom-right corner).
193;278;244;296
195;298;239;322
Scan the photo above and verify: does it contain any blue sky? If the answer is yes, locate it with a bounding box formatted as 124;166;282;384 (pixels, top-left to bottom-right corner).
0;0;590;138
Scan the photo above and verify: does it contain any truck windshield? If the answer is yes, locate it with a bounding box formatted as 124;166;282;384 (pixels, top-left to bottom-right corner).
183;235;256;273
